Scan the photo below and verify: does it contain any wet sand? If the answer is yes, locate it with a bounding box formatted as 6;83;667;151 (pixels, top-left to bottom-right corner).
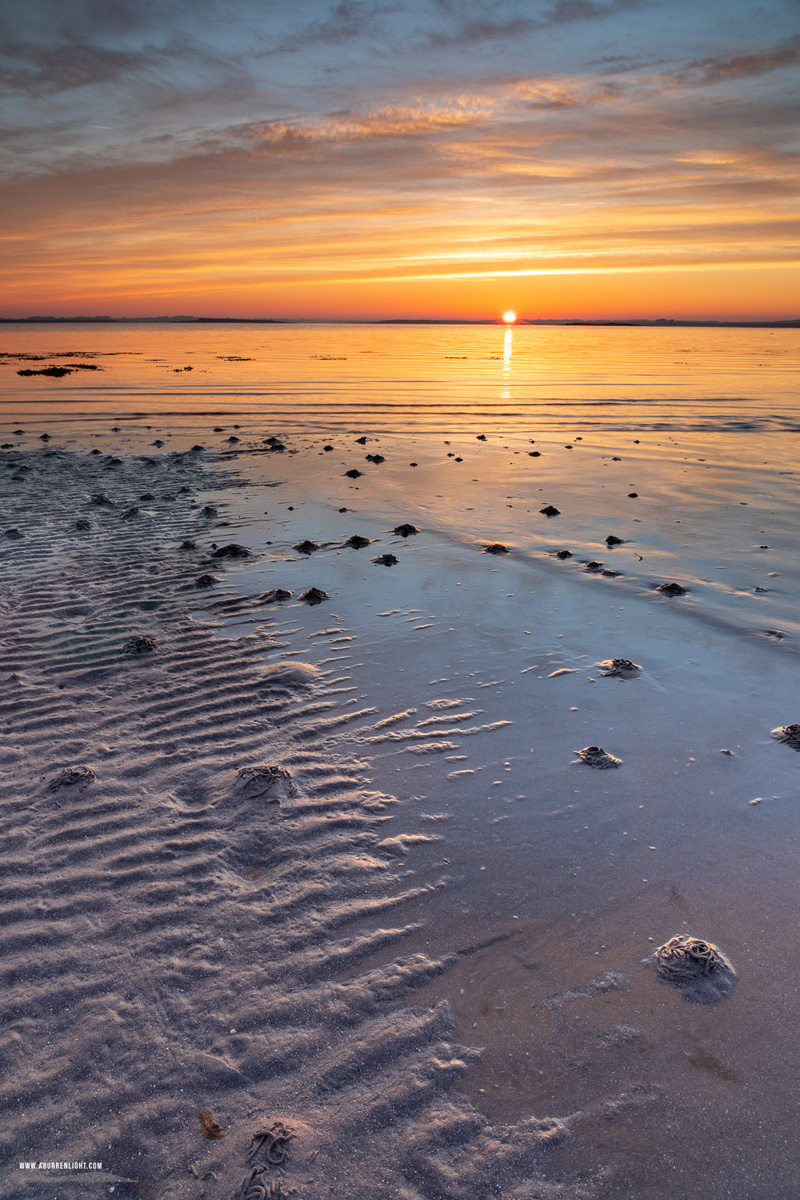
3;357;800;1197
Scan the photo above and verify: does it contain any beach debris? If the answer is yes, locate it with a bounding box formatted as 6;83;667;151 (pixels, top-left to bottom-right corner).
720;748;734;755
4;528;23;539
345;535;370;548
247;1122;294;1167
122;635;158;655
18;365;71;377
574;746;621;768
653;934;737;1004
393;523;418;537
200;505;218;517
49;765;96;791
554;549;572;559
235;764;295;801
770;724;800;750
605;534;625;546
293;539;319;555
212;543;252;558
540;504;560;517
657;582;687;596
365;453;385;463
198;1107;226;1140
344;468;363;478
261;589;292;603
195;574;218;588
749;797;763;806
74;518;92;531
90;493;115;507
484;543;508;555
300;587;328;605
597;658;642;678
373;553;399;566
548;668;579;678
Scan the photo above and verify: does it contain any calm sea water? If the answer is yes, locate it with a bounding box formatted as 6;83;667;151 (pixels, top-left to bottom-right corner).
1;322;798;433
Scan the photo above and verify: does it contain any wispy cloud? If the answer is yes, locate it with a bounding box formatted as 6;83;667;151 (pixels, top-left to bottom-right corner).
675;34;800;86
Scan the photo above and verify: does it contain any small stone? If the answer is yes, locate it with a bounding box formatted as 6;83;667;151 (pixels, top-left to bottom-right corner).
605;535;625;546
365;453;385;464
262;588;292;603
484;543;508;555
293;540;319;555
212;543;252;559
344;469;363;479
770;723;800;750
300;587;328;605
554;550;572;560
123;635;158;655
574;745;621;768
597;658;641;678
345;535;370;548
540;504;560;517
373;553;399;566
393;524;418;537
4;528;23;539
657;582;687;596
195;574;218;588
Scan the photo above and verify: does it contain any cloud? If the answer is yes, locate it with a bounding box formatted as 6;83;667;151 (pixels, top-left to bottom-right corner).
421;0;650;50
674;34;800;86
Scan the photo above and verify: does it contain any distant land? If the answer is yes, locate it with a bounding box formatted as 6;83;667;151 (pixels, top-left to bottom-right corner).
0;315;798;328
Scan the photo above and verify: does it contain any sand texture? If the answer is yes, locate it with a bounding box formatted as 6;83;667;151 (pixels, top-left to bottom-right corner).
0;447;610;1200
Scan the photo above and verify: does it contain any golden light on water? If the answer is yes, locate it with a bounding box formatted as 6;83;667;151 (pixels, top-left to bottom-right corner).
502;310;517;323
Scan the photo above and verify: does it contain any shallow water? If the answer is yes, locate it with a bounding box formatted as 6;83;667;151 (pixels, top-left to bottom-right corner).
2;320;798;431
3;323;800;1198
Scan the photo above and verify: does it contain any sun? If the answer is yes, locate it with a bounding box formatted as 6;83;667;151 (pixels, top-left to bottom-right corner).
502;310;517;324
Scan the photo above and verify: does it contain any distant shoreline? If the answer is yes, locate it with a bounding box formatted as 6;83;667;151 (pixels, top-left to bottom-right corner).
0;316;798;328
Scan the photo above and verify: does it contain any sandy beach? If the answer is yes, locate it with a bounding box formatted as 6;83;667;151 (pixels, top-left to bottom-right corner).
2;324;800;1199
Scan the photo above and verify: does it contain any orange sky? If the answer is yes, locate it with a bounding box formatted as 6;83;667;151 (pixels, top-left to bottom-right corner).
1;0;798;320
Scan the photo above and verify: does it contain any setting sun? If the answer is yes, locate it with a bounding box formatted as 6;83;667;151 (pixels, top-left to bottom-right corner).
502;310;517;323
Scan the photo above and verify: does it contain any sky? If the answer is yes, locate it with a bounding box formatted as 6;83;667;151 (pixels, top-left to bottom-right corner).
1;0;798;320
